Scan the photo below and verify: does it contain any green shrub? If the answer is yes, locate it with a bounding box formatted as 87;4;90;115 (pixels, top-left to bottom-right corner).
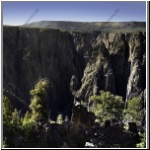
3;96;13;125
3;96;21;147
11;108;22;128
136;132;146;148
89;91;124;126
123;97;142;126
21;121;34;147
3;137;8;148
22;111;32;126
57;114;63;124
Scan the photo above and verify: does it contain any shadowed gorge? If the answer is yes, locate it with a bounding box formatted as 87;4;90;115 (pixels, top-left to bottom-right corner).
3;21;146;148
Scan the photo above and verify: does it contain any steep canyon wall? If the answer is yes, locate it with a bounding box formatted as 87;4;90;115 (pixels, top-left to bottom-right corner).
3;26;146;121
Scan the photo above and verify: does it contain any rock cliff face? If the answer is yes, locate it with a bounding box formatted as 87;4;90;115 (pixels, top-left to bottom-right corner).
3;26;146;121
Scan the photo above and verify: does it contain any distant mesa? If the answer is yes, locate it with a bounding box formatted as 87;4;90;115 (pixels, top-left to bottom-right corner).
22;21;146;32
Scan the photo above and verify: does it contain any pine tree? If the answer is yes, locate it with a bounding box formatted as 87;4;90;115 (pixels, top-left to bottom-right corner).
29;79;49;123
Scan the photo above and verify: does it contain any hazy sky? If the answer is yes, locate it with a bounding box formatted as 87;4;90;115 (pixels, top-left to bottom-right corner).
3;1;146;25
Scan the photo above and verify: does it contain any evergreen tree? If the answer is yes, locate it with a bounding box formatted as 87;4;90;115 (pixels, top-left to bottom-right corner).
29;79;49;123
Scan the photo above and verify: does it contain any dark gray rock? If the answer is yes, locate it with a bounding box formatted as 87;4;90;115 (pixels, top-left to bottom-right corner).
3;26;146;128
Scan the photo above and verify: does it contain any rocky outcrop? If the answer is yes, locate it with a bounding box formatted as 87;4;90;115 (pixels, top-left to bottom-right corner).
76;40;116;102
72;32;146;105
126;32;146;101
3;26;146;121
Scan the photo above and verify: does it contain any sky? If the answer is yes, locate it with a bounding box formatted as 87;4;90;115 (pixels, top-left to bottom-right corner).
2;1;146;26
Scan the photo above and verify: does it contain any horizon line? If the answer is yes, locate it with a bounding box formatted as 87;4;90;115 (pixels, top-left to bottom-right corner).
3;20;146;26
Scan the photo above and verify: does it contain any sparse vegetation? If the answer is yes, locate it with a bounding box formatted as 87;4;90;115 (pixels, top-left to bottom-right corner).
57;114;63;124
3;89;146;148
123;97;143;126
3;137;8;148
136;132;146;148
3;96;13;126
89;91;124;126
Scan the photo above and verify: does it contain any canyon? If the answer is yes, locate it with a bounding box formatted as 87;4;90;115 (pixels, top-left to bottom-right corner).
3;22;146;124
